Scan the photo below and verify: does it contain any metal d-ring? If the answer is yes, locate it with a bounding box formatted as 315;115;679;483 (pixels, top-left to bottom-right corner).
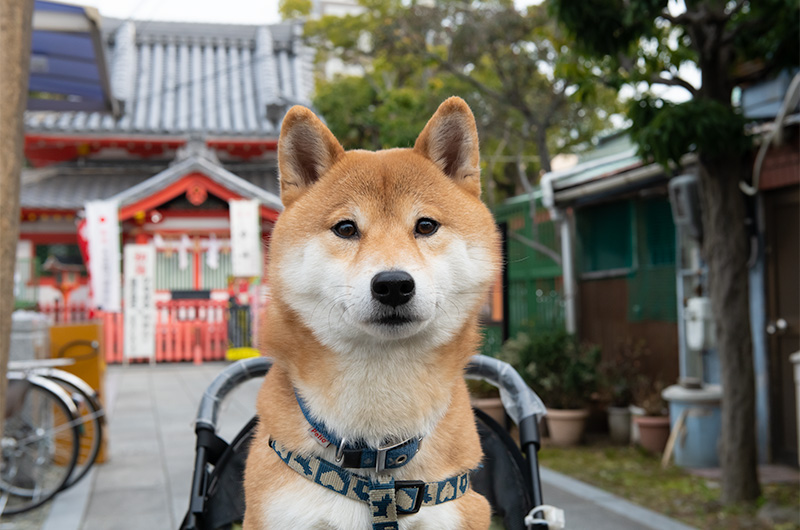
335;438;348;463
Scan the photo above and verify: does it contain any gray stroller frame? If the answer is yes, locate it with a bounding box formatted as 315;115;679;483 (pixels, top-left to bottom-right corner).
182;355;556;529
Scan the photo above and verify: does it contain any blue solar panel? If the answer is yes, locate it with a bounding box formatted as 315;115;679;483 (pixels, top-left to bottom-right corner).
34;0;85;15
28;1;115;113
31;30;96;60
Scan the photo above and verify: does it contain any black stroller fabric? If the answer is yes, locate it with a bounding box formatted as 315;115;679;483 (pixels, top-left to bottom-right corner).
186;417;257;530
183;409;532;530
471;407;533;530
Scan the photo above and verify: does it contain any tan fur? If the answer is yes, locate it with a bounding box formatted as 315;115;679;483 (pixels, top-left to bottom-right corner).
244;97;499;530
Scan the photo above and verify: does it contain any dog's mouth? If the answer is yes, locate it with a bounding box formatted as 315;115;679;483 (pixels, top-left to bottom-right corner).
372;312;416;326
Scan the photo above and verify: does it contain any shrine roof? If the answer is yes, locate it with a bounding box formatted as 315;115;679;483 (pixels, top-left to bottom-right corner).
20;157;280;211
24;17;314;138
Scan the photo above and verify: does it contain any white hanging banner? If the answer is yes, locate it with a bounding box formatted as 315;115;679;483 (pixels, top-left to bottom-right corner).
85;200;121;312
229;199;262;277
123;244;156;362
204;233;221;270
179;234;191;270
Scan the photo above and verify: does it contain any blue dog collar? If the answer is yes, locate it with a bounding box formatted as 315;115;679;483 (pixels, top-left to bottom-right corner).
295;390;422;473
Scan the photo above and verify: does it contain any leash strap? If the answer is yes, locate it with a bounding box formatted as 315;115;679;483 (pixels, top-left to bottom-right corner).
295;390;422;471
271;439;470;529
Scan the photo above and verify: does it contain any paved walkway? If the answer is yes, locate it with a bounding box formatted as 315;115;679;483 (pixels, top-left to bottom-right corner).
21;362;695;530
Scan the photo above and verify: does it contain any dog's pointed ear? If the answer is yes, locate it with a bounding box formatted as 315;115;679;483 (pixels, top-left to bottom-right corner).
414;97;481;196
278;106;345;207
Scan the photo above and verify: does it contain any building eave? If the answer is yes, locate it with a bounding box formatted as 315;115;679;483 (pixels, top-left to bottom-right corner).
109;156;283;218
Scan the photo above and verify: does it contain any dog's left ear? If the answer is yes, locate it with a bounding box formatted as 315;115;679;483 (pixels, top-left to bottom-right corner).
414;97;481;197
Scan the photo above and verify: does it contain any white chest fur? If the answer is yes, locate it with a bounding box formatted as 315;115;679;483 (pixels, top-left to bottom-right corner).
294;343;455;447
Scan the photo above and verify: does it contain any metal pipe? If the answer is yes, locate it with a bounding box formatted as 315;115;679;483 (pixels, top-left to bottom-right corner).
560;216;577;334
519;414;544;517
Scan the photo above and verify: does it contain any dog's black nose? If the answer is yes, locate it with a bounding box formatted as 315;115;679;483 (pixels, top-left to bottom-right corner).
371;271;415;307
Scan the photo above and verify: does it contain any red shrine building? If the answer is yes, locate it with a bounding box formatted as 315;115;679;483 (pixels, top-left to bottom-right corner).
15;18;314;363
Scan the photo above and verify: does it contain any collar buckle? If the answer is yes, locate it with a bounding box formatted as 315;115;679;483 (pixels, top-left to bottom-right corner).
375;438;410;473
395;480;425;514
334;437;348;463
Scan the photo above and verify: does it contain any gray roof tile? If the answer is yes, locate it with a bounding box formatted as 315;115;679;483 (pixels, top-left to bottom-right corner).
25;18;313;137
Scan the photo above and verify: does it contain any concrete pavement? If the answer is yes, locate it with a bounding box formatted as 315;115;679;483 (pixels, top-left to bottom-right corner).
18;362;695;530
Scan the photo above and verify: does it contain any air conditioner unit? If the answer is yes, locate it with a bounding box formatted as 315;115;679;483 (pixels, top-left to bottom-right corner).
669;174;703;241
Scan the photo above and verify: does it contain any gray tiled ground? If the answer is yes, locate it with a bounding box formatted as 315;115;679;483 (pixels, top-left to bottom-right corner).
77;362;262;530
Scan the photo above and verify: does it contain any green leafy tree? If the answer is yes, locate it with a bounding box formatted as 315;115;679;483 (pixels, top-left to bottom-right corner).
279;0;312;20
550;0;799;504
305;0;620;204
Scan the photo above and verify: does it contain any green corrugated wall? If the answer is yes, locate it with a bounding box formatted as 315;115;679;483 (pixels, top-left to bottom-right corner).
491;196;565;354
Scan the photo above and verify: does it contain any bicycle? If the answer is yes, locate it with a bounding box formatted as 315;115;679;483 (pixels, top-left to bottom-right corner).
1;369;81;515
1;340;106;515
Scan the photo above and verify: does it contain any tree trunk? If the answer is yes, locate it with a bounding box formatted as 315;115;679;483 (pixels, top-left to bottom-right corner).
698;157;761;503
534;124;551;174
0;0;34;435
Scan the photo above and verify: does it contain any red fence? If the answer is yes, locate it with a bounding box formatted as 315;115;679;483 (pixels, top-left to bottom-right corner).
100;299;230;364
40;302;91;324
156;300;228;363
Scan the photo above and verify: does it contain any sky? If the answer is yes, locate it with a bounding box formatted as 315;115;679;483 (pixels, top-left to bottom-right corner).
76;0;283;25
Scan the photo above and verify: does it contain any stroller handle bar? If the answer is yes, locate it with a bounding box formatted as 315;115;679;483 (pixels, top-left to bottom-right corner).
189;355;550;528
194;355;546;434
195;356;274;432
464;355;547;425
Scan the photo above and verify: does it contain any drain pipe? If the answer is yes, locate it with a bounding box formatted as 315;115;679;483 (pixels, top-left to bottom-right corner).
541;173;577;334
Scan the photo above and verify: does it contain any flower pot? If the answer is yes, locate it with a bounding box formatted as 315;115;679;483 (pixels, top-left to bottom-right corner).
634;415;671;454
607;406;632;444
471;397;506;427
546;408;590;446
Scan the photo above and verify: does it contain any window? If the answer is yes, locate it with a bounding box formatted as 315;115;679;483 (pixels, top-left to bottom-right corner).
577;201;633;275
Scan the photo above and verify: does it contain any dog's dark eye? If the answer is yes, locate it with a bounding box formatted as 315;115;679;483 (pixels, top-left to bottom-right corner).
415;218;439;237
332;220;359;239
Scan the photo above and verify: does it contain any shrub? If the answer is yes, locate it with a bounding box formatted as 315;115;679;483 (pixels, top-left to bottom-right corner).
498;329;600;409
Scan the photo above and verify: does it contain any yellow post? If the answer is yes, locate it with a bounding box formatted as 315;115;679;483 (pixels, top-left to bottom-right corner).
50;322;109;463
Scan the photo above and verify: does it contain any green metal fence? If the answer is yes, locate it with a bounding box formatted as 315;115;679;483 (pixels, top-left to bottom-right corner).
156;252;194;290
487;194;565;356
201;251;233;290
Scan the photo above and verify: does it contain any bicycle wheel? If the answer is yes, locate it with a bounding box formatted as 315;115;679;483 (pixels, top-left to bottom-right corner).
1;373;80;515
36;368;104;489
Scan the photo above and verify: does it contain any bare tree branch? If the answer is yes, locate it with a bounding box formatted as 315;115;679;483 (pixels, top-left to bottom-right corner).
649;74;700;97
429;54;511;106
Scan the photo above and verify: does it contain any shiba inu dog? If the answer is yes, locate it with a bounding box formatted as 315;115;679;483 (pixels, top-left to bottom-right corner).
243;97;501;530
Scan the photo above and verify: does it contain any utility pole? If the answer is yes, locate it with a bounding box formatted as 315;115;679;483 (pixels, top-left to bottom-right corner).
0;0;34;433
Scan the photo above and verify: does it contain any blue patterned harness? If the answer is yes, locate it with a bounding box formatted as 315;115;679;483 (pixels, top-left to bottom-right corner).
270;439;471;530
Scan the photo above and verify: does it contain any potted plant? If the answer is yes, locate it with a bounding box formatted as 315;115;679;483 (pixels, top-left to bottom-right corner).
466;378;506;427
598;339;647;444
498;329;600;445
631;376;671;454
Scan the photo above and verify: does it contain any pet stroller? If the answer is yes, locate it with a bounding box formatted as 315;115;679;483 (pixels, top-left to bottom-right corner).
180;355;564;530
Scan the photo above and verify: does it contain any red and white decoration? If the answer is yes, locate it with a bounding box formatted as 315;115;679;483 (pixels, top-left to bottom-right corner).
123;244;157;362
85;200;121;311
